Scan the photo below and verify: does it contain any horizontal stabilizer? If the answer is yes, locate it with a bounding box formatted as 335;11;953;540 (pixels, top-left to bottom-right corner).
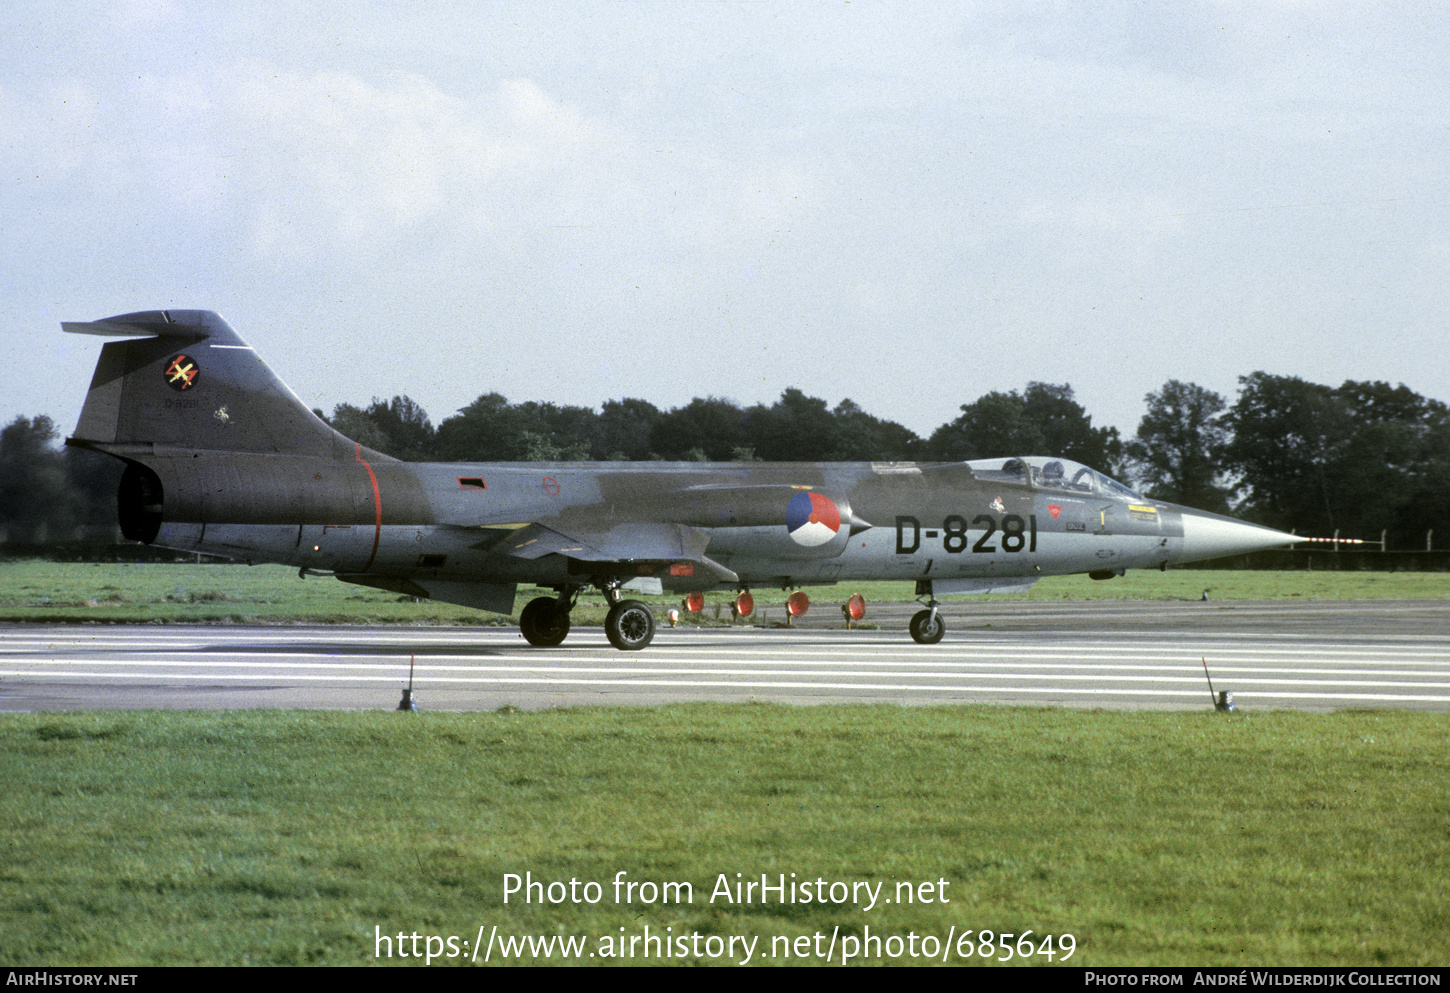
62;310;227;338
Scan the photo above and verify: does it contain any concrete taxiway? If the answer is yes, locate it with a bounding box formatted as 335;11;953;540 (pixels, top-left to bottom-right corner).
2;599;1447;713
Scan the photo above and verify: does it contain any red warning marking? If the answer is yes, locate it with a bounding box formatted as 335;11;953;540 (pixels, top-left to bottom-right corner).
1048;504;1062;520
355;443;382;571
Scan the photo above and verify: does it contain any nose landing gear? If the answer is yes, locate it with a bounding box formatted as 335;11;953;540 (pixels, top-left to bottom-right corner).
909;605;945;644
909;582;945;644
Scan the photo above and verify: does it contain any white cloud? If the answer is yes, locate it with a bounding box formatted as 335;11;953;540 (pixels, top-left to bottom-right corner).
230;70;487;251
5;2;1450;442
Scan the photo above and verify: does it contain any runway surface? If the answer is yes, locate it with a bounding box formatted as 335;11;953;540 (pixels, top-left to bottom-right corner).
2;599;1447;713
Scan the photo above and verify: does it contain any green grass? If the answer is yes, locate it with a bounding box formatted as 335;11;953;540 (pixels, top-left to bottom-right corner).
2;706;1446;966
3;560;1446;965
0;559;1445;626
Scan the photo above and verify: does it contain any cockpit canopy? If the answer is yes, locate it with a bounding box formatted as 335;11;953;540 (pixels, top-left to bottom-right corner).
967;456;1145;502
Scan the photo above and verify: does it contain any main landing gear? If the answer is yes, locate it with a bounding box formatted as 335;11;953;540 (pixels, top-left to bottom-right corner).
518;583;657;652
604;599;655;651
523;581;945;650
519;592;571;648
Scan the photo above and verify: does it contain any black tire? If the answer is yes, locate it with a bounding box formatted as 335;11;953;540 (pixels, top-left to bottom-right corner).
605;599;656;651
909;608;945;645
520;596;570;647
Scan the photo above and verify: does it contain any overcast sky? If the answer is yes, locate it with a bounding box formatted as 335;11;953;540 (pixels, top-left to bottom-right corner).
5;1;1447;451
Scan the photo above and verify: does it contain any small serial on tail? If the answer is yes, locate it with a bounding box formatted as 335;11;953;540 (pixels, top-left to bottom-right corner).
65;310;1299;650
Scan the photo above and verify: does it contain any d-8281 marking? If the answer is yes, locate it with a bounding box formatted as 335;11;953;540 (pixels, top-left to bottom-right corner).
895;515;1038;555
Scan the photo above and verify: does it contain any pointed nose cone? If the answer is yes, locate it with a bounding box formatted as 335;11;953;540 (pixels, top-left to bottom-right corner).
1175;508;1298;563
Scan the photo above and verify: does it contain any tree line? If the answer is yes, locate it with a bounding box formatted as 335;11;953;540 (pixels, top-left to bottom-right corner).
4;374;1447;552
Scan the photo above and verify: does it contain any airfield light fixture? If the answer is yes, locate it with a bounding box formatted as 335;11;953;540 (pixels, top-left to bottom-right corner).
396;653;419;712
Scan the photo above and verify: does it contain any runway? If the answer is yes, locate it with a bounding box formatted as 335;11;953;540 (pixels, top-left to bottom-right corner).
2;599;1447;713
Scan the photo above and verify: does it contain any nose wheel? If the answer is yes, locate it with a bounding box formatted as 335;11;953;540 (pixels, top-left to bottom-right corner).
909;605;945;644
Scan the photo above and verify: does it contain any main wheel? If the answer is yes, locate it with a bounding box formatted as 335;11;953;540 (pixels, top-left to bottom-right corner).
520;596;570;647
909;608;945;645
605;599;656;651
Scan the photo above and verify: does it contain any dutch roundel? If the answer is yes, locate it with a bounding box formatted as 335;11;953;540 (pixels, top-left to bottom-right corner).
785;491;842;547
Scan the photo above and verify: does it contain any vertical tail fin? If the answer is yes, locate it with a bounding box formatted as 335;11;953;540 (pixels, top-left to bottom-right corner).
65;310;359;459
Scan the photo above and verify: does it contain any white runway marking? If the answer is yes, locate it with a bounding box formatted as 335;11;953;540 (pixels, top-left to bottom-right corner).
2;611;1448;712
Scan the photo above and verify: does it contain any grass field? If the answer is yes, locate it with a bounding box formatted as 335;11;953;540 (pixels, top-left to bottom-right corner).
3;706;1448;967
3;559;1446;966
0;558;1446;626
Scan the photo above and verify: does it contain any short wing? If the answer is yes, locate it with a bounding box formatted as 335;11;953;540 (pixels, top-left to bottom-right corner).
496;521;739;584
337;573;519;615
933;576;1039;596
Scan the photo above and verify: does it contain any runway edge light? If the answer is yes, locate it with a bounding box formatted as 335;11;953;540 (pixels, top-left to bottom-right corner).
1202;657;1236;713
397;653;419;712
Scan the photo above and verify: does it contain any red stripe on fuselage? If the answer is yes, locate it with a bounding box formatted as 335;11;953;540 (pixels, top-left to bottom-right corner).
355;444;382;571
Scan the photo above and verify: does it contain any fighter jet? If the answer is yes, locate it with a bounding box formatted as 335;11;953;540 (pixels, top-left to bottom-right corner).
64;310;1298;650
